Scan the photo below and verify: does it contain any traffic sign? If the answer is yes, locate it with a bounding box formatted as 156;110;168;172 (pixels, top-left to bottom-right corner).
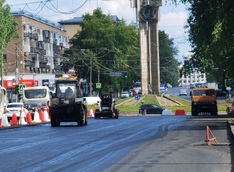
109;72;122;76
96;83;102;89
135;95;140;101
18;84;26;94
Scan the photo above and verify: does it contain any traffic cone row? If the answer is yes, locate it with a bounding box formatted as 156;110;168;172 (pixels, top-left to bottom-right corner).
0;107;51;128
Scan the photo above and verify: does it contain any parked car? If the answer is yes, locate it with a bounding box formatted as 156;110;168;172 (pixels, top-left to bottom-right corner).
160;87;167;94
165;83;172;88
4;103;28;121
179;89;187;96
5;103;23;112
139;104;166;114
216;89;228;97
120;91;130;98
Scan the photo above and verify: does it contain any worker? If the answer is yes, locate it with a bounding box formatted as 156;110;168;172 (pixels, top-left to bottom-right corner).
64;87;74;98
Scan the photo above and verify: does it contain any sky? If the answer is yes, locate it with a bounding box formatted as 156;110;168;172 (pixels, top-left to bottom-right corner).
5;0;192;63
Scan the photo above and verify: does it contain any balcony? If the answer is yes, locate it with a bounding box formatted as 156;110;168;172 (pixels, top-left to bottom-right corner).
25;61;30;66
39;57;47;63
54;65;61;70
53;39;58;45
45;64;50;69
39;63;46;68
24;33;32;38
32;33;38;40
36;49;46;55
30;61;35;67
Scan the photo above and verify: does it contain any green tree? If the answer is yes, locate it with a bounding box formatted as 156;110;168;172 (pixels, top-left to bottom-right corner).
0;0;18;79
63;8;139;93
159;30;179;87
183;0;234;89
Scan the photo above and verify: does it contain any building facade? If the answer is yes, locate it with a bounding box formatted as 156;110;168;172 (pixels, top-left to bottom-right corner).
4;11;69;77
179;71;207;87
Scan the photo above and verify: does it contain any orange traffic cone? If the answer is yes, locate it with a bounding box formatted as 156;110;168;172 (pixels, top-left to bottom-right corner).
0;119;3;128
2;114;10;127
39;110;46;122
11;114;18;126
45;106;50;119
43;108;50;122
205;126;218;146
87;110;91;117
33;108;41;123
26;112;33;125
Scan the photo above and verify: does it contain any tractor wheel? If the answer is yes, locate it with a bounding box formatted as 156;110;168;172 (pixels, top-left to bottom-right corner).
51;117;60;127
191;111;198;116
78;110;88;126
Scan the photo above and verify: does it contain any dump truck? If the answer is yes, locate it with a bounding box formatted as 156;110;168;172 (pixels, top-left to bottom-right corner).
94;94;119;118
191;87;218;116
49;77;88;126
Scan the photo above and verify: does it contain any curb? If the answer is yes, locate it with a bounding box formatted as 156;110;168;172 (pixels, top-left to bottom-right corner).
0;122;50;130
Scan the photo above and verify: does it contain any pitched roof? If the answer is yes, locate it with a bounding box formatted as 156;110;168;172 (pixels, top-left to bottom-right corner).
59;15;119;25
11;10;63;30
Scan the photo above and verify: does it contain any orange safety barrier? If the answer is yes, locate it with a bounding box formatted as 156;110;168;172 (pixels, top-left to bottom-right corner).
0;119;3;128
11;114;18;126
90;109;94;117
174;109;186;116
87;110;90;117
26;112;33;125
39;110;46;122
205;125;217;146
44;106;50;120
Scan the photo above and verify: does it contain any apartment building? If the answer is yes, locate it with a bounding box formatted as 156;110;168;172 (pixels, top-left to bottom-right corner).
5;11;69;76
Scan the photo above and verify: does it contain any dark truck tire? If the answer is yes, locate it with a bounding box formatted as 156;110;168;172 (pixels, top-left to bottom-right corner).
211;111;218;116
51;117;60;127
78;110;88;126
191;111;198;116
114;109;119;119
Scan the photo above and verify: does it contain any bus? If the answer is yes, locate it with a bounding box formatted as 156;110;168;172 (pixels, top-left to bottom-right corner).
22;86;51;116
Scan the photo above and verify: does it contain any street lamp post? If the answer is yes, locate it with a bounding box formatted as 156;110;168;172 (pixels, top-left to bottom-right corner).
90;56;92;96
15;44;19;102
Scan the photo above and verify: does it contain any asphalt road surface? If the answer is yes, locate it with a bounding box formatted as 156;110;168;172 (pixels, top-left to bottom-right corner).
0;115;234;172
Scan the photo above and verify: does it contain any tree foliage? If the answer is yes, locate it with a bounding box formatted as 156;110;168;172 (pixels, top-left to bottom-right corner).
63;8;140;93
0;0;18;74
183;0;234;89
159;30;179;87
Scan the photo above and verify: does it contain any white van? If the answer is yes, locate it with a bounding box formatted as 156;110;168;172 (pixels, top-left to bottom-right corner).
22;86;51;116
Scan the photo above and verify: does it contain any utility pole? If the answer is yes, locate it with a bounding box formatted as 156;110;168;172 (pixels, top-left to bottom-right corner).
98;70;100;83
89;56;92;96
1;46;3;87
15;44;19;102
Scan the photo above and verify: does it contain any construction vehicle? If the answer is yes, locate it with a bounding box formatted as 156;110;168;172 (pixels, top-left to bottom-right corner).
191;87;218;116
49;76;88;126
94;94;119;118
